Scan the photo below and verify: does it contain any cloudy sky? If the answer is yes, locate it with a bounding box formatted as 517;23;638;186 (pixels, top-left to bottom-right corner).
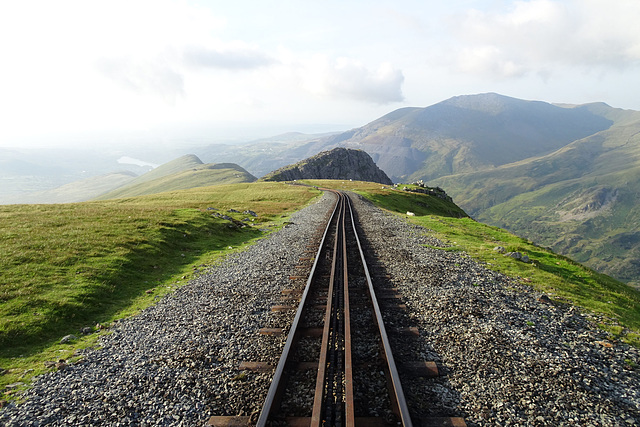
1;0;639;148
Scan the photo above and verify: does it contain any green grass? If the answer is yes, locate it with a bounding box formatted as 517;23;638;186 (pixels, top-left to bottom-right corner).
303;180;467;218
431;121;640;289
0;182;319;393
96;161;256;200
323;181;640;347
3;177;640;400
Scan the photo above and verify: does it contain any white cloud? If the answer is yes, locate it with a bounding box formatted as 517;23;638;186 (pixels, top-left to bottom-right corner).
449;0;640;78
301;56;404;104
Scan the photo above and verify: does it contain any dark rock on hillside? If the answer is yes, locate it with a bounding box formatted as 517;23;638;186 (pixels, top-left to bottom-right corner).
262;148;393;185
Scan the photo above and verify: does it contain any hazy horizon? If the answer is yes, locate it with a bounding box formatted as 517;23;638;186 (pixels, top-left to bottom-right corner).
2;0;640;150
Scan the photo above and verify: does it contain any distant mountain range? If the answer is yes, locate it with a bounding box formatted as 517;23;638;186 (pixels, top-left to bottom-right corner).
326;93;614;182
2;171;138;204
2;92;638;287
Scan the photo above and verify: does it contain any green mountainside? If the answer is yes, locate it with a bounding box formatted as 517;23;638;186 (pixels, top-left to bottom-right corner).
432;107;640;288
327;93;613;182
95;155;256;200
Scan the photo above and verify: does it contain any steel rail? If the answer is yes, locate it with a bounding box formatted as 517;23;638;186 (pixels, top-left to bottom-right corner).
311;191;355;426
257;190;412;426
342;193;355;427
256;191;341;427
346;194;414;426
311;192;343;425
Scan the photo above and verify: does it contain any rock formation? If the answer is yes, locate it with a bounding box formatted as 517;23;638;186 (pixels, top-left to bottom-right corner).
262;148;393;185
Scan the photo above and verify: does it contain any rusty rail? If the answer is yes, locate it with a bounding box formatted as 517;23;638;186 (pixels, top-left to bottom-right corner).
255;190;341;426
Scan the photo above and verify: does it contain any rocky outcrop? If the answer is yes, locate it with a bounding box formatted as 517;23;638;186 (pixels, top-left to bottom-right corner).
262;148;393;185
556;186;619;222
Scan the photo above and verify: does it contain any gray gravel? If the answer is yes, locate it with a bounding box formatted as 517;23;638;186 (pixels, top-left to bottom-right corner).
2;190;639;426
349;192;640;426
0;193;335;426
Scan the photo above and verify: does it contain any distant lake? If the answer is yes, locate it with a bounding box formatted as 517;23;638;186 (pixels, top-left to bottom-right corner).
117;156;159;168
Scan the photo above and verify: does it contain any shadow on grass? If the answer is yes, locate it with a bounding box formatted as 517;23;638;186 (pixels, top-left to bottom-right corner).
1;217;263;359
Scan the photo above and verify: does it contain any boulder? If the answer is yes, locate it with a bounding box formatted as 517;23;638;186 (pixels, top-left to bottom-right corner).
60;334;77;344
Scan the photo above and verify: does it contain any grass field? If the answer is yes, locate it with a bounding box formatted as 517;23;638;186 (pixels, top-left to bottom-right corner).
0;182;319;392
2;179;639;398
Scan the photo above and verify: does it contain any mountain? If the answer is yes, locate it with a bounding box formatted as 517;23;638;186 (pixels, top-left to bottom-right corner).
231;93;637;288
262;148;393;184
430;103;640;288
192;132;340;178
325;93;613;182
95;155;256;200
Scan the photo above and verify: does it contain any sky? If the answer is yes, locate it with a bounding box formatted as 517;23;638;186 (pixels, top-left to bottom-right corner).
1;0;640;148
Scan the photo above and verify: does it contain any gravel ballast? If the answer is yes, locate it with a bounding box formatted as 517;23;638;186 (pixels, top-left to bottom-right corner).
1;190;639;426
349;192;640;426
0;193;335;426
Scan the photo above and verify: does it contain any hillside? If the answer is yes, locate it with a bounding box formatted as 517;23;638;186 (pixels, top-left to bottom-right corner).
261;148;393;184
432;106;640;288
96;155;256;200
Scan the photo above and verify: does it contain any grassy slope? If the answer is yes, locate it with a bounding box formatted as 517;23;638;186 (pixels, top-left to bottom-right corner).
311;180;640;347
432;114;640;288
96;157;257;200
2;179;639;396
0;182;319;392
96;166;256;200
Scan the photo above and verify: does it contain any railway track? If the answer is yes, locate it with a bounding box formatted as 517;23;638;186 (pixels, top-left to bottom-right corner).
210;190;465;426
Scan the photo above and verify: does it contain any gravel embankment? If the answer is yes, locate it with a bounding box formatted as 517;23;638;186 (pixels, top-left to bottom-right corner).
0;193;335;426
349;193;640;426
2;190;639;426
